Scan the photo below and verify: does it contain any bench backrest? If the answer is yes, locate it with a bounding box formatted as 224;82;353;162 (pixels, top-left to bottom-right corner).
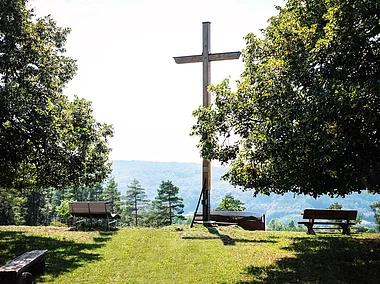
69;202;111;218
303;209;358;220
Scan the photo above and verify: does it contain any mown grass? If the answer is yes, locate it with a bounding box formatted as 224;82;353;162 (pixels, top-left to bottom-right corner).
0;225;379;283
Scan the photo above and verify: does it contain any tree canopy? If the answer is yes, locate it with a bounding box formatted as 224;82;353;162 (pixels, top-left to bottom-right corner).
0;0;113;190
191;0;380;197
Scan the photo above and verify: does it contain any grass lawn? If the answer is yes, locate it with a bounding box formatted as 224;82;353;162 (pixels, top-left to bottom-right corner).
0;225;379;283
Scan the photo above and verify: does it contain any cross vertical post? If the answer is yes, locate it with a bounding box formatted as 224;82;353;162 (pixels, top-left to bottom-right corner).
174;22;241;224
202;22;211;223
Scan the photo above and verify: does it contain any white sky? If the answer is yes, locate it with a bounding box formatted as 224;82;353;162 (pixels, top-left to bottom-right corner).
32;0;284;163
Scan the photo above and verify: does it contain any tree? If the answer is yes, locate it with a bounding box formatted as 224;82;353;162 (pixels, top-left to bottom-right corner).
328;202;343;210
25;189;51;226
191;0;380;197
370;202;380;232
0;0;113;191
100;178;122;215
0;188;26;225
267;218;284;231
56;199;72;225
287;220;296;231
215;193;246;211
124;179;149;226
153;180;184;226
327;202;343;229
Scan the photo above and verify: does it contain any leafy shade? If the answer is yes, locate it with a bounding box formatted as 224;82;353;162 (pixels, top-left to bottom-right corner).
191;0;380;197
0;0;113;190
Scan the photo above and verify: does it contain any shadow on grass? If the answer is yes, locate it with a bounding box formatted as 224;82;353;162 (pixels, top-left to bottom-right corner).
0;230;114;280
181;227;277;246
204;227;278;246
207;227;236;245
239;235;380;284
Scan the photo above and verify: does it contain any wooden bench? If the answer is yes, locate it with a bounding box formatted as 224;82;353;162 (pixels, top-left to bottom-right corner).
194;211;266;231
298;209;357;235
69;202;121;230
0;250;47;284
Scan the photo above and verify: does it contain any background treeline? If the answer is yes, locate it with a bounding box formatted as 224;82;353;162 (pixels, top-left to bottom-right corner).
111;160;380;228
0;178;186;228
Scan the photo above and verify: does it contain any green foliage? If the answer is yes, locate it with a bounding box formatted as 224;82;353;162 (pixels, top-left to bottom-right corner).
56;199;72;224
100;178;122;215
267;218;306;232
328;202;343;210
215;193;246;211
370;202;380;232
367;228;377;233
25;190;53;226
0;188;26;225
111;161;379;226
0;0;113;190
151;180;185;226
267;218;285;231
0;175;124;227
191;0;380;197
123;179;149;226
287;220;296;231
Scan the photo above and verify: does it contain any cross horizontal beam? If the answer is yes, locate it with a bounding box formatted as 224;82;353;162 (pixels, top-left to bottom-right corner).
173;51;241;64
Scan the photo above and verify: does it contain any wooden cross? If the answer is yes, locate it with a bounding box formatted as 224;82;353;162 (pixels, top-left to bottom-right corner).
173;22;241;223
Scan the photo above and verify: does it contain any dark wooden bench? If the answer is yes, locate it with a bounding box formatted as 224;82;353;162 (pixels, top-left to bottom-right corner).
298;209;357;235
69;202;121;229
194;211;266;231
0;250;47;284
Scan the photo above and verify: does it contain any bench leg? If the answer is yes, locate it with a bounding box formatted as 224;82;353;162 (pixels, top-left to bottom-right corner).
341;224;350;235
1;272;34;284
18;272;34;284
305;224;315;235
26;259;46;276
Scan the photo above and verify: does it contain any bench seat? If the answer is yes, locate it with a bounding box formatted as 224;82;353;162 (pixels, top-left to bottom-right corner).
0;250;47;283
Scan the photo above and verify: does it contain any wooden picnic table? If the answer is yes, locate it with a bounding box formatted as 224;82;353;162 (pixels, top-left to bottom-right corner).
298;208;357;235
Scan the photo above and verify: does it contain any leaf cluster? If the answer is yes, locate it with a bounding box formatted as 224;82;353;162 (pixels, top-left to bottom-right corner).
214;193;246;211
0;0;113;190
191;0;380;197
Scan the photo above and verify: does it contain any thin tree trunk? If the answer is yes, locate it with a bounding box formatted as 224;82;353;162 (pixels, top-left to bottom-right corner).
169;192;172;225
134;196;138;226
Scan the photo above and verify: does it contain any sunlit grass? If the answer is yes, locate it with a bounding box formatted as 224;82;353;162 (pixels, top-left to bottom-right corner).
0;226;379;283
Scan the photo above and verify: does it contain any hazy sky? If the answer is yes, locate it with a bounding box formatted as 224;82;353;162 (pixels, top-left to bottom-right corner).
33;0;284;163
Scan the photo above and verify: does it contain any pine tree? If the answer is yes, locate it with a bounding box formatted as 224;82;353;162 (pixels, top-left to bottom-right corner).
101;178;122;215
153;180;184;226
123;179;149;226
25;189;52;226
0;188;26;225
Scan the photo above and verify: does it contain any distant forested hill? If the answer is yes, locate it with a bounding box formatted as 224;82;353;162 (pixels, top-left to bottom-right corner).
111;160;379;226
